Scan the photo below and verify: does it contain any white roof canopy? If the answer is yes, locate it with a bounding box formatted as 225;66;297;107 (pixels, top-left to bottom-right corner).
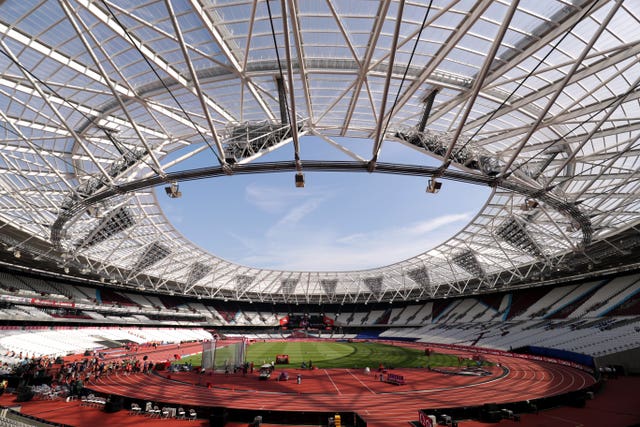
1;0;639;303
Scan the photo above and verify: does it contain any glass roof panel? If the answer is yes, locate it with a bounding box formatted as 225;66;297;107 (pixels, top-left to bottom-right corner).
0;0;638;302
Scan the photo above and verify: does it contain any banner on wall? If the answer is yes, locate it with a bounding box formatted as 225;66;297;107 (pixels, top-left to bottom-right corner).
29;298;75;308
279;315;289;326
323;315;334;326
418;411;435;427
428;342;594;374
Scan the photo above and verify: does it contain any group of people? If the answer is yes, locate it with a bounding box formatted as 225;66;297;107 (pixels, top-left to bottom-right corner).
222;361;254;376
0;352;57;380
0;343;164;398
54;353;157;387
0;340;203;406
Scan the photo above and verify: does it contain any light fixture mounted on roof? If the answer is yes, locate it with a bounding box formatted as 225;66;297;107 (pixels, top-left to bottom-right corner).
86;206;100;218
566;221;581;232
522;198;539;211
164;181;182;198
426;178;442;193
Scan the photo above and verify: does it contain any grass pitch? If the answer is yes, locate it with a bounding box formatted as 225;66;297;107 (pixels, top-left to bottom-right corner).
175;341;485;369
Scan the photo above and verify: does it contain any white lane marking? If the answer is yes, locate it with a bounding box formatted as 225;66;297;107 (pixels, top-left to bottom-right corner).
324;369;342;395
347;369;376;394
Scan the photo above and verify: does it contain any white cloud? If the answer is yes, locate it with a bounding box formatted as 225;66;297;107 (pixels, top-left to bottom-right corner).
267;197;325;237
398;213;473;235
239;211;473;271
244;183;308;214
225;231;258;252
336;233;367;244
244;181;334;239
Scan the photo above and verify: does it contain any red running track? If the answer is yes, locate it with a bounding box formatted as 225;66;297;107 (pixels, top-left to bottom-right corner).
86;347;596;427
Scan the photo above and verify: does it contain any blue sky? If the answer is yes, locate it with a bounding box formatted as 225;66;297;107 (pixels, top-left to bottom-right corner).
159;136;490;271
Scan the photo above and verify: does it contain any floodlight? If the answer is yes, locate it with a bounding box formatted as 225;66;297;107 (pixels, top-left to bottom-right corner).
86;206;100;217
566;222;581;232
522;198;539;211
164;182;182;198
426;179;442;193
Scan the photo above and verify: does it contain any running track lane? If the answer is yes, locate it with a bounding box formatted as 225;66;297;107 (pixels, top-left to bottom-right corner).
87;354;595;427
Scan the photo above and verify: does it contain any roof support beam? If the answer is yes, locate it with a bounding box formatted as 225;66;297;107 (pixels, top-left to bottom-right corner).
376;0;492;131
548;74;640;188
425;0;610;128
575;134;640;214
0;77;168;141
474;77;640;149
499;0;624;176
438;0;520;171
286;0;313;123
370;0;406;169
76;0;234;123
0;110;76;192
312;132;366;162
0;169;56;227
59;0;165;176
275;76;289;125
465;35;640;136
0;22;134;97
279;0;302;171
189;0;275;121
340;0;391;135
417;89;439;133
164;0;227;166
0;39;115;186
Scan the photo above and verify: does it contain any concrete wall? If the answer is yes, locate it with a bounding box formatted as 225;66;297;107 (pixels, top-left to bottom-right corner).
596;347;640;375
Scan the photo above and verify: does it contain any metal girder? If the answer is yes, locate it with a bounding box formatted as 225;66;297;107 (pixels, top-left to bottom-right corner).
370;0;406;166
340;0;392;135
1;45;116;189
438;0;520;170
425;0;610;129
286;0;313;124
1;0;639;305
75;0;234;125
189;0;275;121
0;110;76;192
464;30;640;136
498;0;624;176
546;75;640;186
164;0;227;165
377;0;493;130
59;0;165;175
279;0;302;168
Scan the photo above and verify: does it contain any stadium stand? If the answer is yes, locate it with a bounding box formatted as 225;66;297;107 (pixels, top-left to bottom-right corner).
1;3;640;426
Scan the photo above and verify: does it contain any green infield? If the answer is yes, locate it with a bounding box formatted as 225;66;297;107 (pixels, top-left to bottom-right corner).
173;341;488;369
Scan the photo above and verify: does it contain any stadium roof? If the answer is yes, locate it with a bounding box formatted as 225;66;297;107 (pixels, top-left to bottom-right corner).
1;0;639;303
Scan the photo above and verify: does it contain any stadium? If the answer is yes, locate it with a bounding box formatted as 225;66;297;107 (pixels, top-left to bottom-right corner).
0;0;639;426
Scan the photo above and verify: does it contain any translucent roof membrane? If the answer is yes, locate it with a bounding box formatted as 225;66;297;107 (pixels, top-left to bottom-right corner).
0;0;639;303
